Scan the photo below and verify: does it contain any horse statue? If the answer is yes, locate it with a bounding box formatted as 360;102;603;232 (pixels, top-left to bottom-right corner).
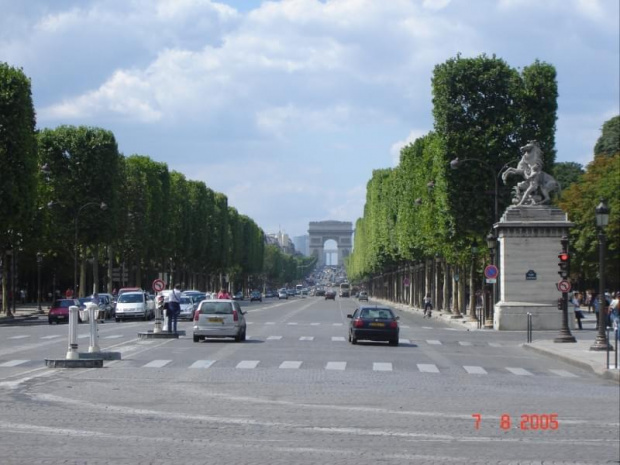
501;140;561;206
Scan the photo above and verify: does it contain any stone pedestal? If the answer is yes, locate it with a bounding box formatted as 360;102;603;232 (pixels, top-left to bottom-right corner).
494;206;573;330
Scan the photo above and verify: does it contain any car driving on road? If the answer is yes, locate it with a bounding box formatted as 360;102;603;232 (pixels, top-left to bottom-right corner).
347;306;399;346
193;299;246;342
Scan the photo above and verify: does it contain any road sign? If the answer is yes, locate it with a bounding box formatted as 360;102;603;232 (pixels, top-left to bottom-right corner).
152;278;165;293
557;280;571;293
485;278;496;284
484;265;499;280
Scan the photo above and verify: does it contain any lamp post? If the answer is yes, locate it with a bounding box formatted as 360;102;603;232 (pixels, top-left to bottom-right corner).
468;241;478;321
590;199;612;351
36;252;43;313
73;202;108;297
485;231;497;329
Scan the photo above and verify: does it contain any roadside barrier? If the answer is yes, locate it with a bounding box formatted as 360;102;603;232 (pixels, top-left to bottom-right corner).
606;326;618;369
526;312;533;343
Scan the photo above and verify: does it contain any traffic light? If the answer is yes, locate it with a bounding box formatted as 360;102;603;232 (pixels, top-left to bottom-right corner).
558;252;570;279
557;298;563;310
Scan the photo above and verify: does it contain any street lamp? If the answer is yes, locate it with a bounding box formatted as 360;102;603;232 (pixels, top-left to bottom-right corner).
73;202;108;297
485;230;497;329
590;199;612;351
468;240;478;322
36;252;43;313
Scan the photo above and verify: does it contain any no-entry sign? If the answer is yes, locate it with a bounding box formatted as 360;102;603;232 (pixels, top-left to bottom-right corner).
557;280;571;293
152;279;165;293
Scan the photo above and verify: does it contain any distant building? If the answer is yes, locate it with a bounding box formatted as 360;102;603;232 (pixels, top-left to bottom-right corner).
267;230;296;255
292;235;309;256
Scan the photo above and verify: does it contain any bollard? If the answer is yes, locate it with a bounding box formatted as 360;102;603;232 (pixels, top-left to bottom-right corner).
527;312;533;343
153;296;164;334
87;302;100;353
615;329;619;369
66;306;79;360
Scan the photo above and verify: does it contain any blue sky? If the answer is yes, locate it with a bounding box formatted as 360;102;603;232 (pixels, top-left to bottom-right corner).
1;0;618;238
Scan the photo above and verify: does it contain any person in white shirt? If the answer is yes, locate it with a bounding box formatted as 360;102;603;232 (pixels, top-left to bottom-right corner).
167;284;181;333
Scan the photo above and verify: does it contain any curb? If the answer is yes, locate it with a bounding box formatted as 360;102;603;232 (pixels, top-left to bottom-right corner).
522;343;620;383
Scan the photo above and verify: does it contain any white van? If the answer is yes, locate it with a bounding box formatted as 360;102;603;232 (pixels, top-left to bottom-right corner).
114;291;154;322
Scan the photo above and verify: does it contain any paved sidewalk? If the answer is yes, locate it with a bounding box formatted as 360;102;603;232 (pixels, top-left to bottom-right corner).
378;298;620;383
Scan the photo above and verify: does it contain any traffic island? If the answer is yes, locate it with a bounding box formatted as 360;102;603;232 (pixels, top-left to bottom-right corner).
45;358;103;368
80;351;121;360
138;330;184;340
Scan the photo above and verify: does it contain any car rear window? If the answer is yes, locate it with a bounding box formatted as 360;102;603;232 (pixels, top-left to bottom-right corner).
199;301;233;314
118;293;144;303
360;308;393;319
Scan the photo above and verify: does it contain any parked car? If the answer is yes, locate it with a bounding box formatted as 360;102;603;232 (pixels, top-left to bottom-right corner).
265;290;277;298
114;291;154;322
347;306;399;346
250;290;262;302
278;289;288;300
325;290;336;300
315;288;326;297
358;291;369;302
286;289;296;297
48;299;81;324
193;299;246;342
233;291;244;301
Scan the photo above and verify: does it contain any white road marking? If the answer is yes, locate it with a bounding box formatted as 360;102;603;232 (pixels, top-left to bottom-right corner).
399;338;410;344
506;367;533;376
299;336;314;341
373;363;392;372
8;336;29;340
236;360;259;369
417;364;440;373
400;325;410;329
143;360;171;368
103;335;123;339
189;360;216;369
287;322;298;326
331;336;346;342
426;340;442;345
326;362;347;370
463;365;487;375
78;334;90;339
0;360;30;367
265;322;275;325
549;369;578;378
279;361;302;369
488;342;502;347
41;335;61;340
267;336;282;340
310;322;320;326
459;341;472;346
332;323;343;326
422;326;433;330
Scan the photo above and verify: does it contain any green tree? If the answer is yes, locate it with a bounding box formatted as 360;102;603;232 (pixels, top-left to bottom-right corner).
594;115;620;157
0;63;38;315
553;161;584;192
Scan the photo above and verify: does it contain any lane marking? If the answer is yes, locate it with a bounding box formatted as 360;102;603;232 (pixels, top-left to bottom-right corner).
417;364;440;373
189;360;216;369
41;335;61;340
104;335;123;339
0;360;30;367
326;362;346;370
310;322;320;326
266;336;282;340
399;338;411;344
265;322;275;325
236;360;259;369
299;336;314;341
373;362;392;372
143;360;171;368
8;336;29;340
506;367;533;376
332;323;343;326
287;322;298;326
458;341;472;346
426;340;442;345
279;361;302;369
549;369;578;378
463;365;487;375
488;342;502;347
331;336;346;342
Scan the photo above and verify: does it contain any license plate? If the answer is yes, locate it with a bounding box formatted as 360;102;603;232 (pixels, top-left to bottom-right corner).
208;317;223;323
369;322;385;327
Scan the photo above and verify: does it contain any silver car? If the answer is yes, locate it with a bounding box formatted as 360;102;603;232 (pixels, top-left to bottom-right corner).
179;296;195;321
193;299;246;342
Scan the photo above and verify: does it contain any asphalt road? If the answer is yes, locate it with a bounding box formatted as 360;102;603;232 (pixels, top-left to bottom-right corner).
0;297;618;465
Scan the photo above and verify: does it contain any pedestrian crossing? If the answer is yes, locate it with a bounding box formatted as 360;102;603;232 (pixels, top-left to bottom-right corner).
0;358;581;377
4;333;511;347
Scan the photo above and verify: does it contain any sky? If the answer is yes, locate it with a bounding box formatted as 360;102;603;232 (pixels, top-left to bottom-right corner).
1;0;618;239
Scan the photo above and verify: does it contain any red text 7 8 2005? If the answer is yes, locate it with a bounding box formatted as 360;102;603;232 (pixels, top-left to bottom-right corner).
472;413;559;431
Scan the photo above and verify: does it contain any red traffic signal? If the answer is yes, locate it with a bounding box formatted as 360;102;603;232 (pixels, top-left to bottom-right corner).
558;252;570;279
558;252;570;262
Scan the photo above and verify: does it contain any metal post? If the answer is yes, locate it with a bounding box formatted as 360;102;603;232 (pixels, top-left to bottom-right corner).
87;302;100;353
66;306;79;360
591;230;611;350
154;295;164;334
527;312;532;343
555;236;576;343
37;252;43;313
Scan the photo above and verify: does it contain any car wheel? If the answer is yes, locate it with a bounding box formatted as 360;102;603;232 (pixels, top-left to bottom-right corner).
389;339;399;346
48;320;53;325
193;335;199;343
350;333;357;344
240;328;246;341
115;318;120;323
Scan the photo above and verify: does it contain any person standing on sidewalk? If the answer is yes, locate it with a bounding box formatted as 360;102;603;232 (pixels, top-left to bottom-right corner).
423;293;433;318
571;292;584;330
167;284;181;333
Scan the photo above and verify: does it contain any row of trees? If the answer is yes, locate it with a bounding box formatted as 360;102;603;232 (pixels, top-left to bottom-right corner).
1;62;311;316
346;55;619;309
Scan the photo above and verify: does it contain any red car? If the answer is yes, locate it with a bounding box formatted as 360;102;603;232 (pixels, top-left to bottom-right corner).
48;298;81;324
325;290;336;300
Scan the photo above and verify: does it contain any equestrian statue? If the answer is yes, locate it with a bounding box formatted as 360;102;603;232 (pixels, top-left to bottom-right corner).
501;140;561;206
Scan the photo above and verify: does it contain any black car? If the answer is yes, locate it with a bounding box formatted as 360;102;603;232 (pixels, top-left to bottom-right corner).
315;289;326;297
347;306;399;346
325;290;336;300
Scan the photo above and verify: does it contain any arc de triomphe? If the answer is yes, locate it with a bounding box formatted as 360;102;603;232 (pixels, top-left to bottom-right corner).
308;221;353;267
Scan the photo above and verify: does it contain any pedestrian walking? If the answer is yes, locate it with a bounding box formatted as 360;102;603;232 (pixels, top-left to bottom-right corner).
167;284;181;333
571;292;584;330
585;290;594;313
423;293;433;318
217;288;231;299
